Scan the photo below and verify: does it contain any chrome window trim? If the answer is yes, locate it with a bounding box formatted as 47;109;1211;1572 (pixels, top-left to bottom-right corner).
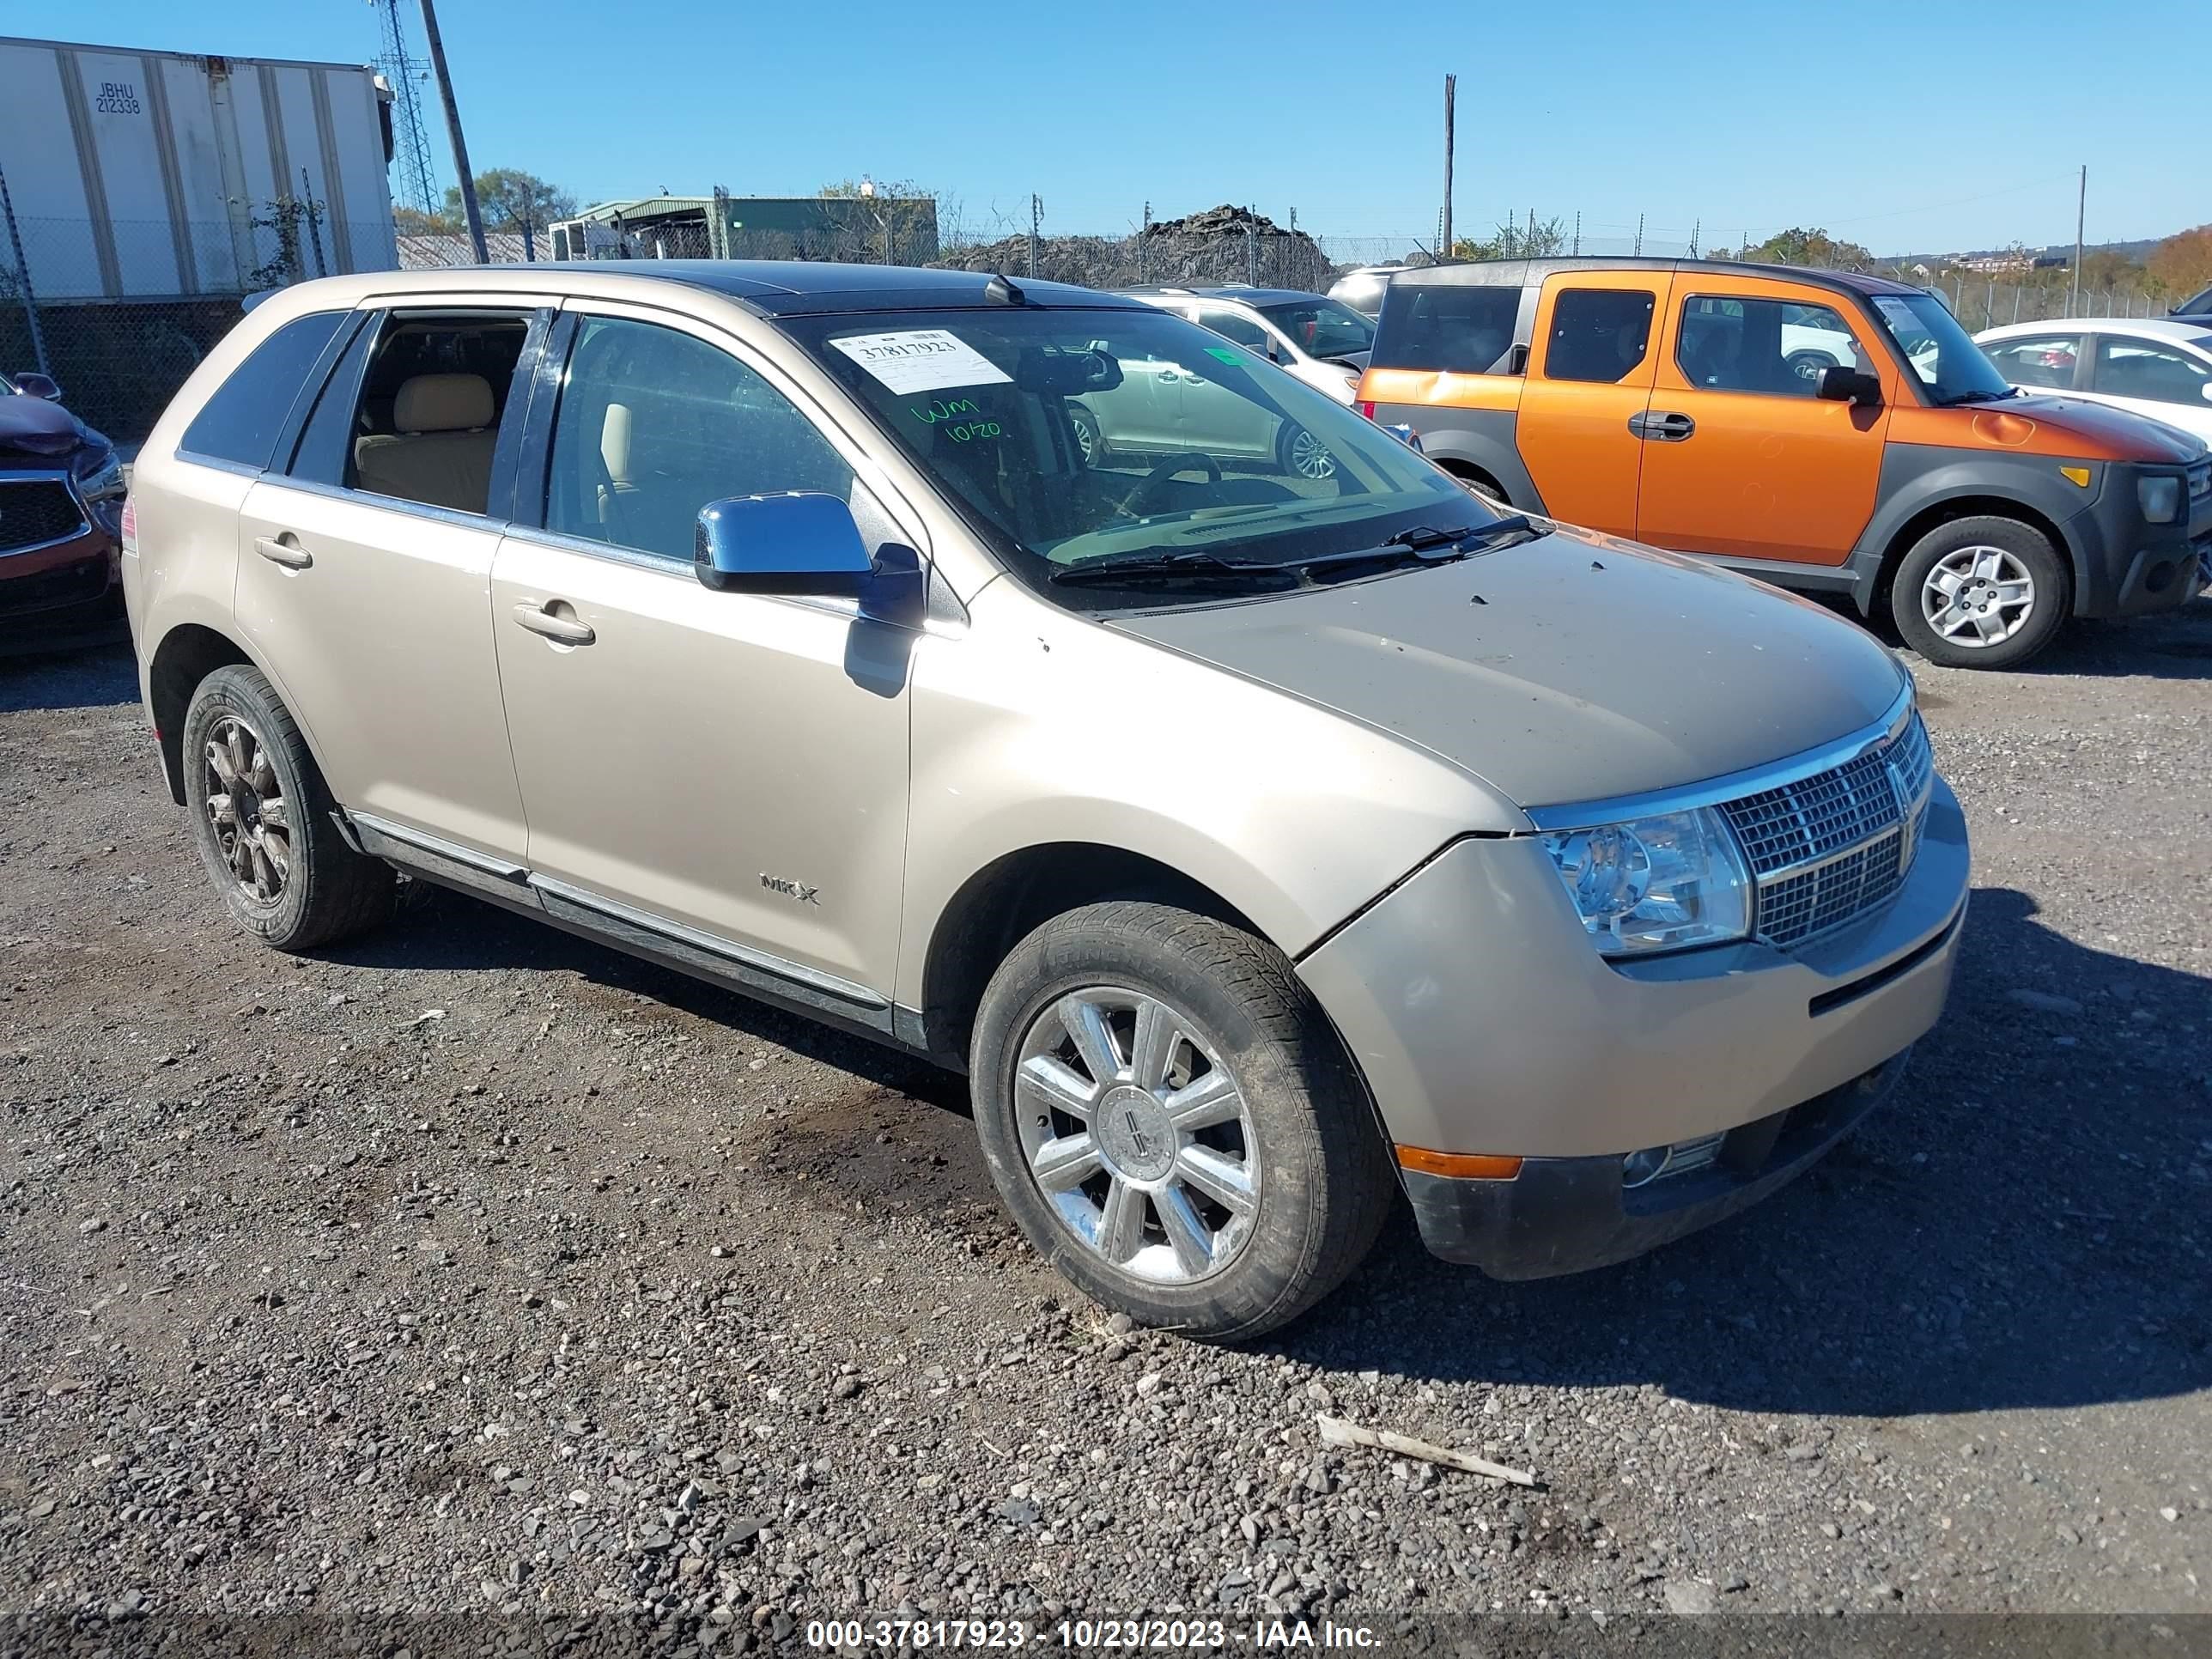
1521;681;1916;832
0;467;94;559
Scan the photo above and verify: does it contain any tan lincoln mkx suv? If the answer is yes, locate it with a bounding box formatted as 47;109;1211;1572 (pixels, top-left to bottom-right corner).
126;262;1970;1338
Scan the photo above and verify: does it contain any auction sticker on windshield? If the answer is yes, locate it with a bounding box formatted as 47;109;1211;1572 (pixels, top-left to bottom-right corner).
829;329;1012;395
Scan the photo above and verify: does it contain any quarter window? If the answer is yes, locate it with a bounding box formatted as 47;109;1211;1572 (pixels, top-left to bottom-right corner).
179;311;347;469
2092;337;2212;406
1981;333;2081;391
1370;283;1522;374
1543;289;1656;384
1676;295;1867;396
544;316;853;562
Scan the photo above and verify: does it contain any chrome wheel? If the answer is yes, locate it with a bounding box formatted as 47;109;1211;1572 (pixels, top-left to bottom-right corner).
1069;407;1101;465
1921;544;2035;648
1012;987;1259;1285
1286;426;1336;481
203;714;289;904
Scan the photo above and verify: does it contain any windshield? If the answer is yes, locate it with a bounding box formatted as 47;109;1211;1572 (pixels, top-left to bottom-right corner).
1870;293;2015;404
787;306;1477;610
1257;298;1376;362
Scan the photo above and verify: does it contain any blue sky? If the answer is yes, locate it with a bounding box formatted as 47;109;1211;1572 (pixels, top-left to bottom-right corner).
86;0;2205;253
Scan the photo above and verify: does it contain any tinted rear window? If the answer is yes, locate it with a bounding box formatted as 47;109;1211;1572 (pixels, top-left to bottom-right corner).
1370;283;1522;374
179;311;348;469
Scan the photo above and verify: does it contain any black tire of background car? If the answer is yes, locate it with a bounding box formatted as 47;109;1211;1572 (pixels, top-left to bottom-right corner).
181;665;397;951
969;901;1397;1340
1892;515;2072;671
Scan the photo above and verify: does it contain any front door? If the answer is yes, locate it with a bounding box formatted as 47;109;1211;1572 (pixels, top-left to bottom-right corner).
2082;333;2212;443
1513;272;1669;536
1635;278;1893;566
233;300;544;860
489;305;913;992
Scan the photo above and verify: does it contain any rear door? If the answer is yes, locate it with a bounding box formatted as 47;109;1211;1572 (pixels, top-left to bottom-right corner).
233;296;549;860
1634;276;1893;567
1512;271;1669;536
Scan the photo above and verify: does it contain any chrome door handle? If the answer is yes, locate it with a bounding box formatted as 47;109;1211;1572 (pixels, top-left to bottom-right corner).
253;535;313;569
509;601;595;646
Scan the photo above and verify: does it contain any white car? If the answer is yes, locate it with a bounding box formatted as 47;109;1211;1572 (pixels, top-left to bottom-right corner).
1116;285;1374;404
1973;318;2212;445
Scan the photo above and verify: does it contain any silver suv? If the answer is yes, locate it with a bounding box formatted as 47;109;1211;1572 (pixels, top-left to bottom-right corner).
126;262;1969;1338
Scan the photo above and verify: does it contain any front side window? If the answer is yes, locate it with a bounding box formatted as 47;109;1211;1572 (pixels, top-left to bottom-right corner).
1370;283;1521;374
2092;337;2212;406
1981;333;2081;391
179;310;346;468
787;306;1474;613
1257;298;1376;362
1676;294;1869;396
545;315;852;562
1869;292;2016;405
1543;289;1656;384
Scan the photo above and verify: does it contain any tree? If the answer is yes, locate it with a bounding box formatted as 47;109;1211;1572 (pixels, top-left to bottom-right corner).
442;168;576;240
1744;227;1875;270
2149;225;2212;301
1450;216;1565;261
393;203;459;235
813;179;944;262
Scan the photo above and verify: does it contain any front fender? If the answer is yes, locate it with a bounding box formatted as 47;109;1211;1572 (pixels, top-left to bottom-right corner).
1857;447;2103;602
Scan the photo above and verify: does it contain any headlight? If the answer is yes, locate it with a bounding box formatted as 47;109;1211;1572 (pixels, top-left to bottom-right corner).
2138;475;2182;524
1540;807;1753;957
79;451;126;506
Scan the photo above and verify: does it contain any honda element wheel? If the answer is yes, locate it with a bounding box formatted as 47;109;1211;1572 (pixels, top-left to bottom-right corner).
1893;515;2069;670
969;901;1395;1340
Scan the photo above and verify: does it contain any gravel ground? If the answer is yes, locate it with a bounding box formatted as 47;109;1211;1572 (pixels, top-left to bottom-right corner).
1;600;2208;1645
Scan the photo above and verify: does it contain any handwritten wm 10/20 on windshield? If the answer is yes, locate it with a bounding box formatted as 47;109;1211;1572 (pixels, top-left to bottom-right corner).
830;329;1013;395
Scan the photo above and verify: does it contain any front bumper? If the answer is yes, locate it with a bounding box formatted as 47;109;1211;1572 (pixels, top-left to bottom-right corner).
2066;472;2212;619
0;525;124;653
1403;1048;1911;1277
1298;777;1970;1267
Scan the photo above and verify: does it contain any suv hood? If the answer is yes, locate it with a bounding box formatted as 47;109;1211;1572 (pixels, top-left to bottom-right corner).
1109;526;1909;812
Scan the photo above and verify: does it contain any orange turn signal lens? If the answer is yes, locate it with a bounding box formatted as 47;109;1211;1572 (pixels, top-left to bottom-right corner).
1395;1147;1523;1181
2059;465;2092;488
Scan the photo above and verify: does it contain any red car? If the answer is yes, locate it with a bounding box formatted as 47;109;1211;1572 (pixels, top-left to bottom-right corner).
1;370;128;653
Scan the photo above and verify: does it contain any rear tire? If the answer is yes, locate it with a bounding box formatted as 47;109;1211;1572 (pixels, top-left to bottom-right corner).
181;665;395;951
1892;515;2070;670
970;902;1395;1340
1276;420;1337;483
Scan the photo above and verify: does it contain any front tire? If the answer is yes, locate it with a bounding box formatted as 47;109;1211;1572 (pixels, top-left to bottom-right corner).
969;902;1395;1340
181;665;395;951
1892;515;2070;669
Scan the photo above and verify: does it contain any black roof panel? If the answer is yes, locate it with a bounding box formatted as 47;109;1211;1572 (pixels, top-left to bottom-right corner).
524;260;1146;314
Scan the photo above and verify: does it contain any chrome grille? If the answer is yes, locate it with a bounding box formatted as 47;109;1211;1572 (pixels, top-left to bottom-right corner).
1720;712;1934;950
2189;460;2210;503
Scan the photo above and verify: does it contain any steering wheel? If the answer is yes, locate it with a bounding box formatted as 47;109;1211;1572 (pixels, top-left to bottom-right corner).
1115;451;1222;517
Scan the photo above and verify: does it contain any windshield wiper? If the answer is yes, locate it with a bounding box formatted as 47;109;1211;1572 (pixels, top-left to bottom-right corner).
1050;515;1549;587
1048;549;1289;586
1939;387;2021;405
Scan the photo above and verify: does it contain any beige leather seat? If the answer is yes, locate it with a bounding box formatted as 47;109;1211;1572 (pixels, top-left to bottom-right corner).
355;374;498;514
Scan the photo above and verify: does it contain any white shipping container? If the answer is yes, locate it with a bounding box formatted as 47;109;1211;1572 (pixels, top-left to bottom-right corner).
0;33;398;301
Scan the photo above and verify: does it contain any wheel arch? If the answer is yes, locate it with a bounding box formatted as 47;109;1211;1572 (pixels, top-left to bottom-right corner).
145;620;341;809
1869;492;2074;626
915;842;1266;1071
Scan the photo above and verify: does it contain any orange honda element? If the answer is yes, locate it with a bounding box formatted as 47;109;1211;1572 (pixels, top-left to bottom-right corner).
1358;258;2211;667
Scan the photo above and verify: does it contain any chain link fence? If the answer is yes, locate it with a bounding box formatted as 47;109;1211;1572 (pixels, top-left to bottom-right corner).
3;213;393;442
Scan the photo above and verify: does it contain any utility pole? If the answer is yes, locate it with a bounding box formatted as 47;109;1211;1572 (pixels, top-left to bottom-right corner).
1441;74;1455;258
1029;194;1042;279
1571;210;1580;256
419;0;486;263
1634;213;1644;258
2069;164;2085;319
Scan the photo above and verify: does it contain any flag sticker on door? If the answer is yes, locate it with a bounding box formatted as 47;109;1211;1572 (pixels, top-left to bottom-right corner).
830;330;1013;396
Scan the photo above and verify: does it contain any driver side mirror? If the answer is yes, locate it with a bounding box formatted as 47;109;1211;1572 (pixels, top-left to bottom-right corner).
13;372;61;400
695;492;923;624
1817;365;1882;407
